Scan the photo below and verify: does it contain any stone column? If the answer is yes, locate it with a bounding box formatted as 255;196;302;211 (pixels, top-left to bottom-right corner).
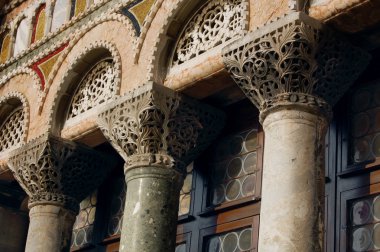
7;134;112;252
97;82;224;252
223;12;370;252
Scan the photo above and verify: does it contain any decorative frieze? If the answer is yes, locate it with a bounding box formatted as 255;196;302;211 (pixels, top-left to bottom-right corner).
223;12;370;121
97;82;225;173
7;134;112;213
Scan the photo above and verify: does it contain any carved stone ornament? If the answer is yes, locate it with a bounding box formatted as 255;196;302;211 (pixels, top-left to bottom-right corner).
97;82;225;173
7;134;113;213
223;12;371;122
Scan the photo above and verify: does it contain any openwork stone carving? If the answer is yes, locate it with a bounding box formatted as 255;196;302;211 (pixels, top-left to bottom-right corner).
223;12;371;121
97;82;225;173
172;0;248;66
67;59;117;119
7;134;112;213
0;108;25;152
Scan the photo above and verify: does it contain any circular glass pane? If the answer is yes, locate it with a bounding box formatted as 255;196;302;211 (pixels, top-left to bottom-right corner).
90;193;97;205
245;130;258;151
229;136;243;155
372;134;380;157
238;228;252;251
352;113;371;138
108;216;121;236
208;236;221;252
212;184;225;205
352;227;371;252
353;90;371;112
227;158;242;178
88;207;96;224
182;174;193;194
75;229;86;246
244;152;257;174
225;180;241;201
179;194;191;215
373;223;380;249
352;200;372;225
242;174;256;197
373;196;380;220
353;138;370;163
222;232;238;252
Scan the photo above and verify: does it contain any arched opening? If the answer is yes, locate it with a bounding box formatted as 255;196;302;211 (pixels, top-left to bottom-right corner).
52;47;118;135
0;30;11;63
31;4;47;43
51;0;71;32
0;97;26;154
13;18;30;56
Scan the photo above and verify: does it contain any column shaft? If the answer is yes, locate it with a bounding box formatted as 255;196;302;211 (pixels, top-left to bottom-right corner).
119;167;182;252
25;205;76;252
259;110;326;252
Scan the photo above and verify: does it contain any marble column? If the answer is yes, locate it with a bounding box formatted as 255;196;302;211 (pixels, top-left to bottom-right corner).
223;12;370;252
7;134;111;252
97;82;224;252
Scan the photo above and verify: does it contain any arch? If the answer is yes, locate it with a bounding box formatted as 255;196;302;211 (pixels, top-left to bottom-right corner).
31;4;47;43
51;0;71;32
13;18;31;56
0;29;12;64
0;92;29;154
137;0;248;85
48;41;122;135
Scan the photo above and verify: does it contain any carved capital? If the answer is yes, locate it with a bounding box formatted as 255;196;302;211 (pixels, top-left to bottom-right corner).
97;82;225;173
223;12;371;122
7;134;111;213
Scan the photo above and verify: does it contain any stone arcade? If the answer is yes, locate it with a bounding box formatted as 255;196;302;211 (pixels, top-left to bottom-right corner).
0;0;379;252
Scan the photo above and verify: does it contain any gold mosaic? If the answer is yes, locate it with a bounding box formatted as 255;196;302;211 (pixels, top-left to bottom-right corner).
129;0;155;27
0;34;10;63
34;7;46;42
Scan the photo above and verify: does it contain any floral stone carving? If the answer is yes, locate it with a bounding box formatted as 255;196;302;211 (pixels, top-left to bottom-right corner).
97;82;225;173
223;12;371;122
7;134;113;213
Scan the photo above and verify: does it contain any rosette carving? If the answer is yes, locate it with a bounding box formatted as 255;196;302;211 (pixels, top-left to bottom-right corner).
223;12;371;121
97;82;225;173
7;134;112;213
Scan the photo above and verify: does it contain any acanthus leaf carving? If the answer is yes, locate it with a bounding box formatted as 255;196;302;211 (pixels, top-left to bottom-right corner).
223;12;371;122
97;82;225;173
7;134;112;213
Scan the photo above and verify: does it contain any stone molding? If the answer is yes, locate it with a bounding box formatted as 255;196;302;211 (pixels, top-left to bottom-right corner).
7;134;112;213
223;12;370;122
97;82;225;173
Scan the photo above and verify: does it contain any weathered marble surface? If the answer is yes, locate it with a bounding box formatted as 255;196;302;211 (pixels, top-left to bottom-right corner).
25;205;76;252
259;109;327;252
119;167;182;252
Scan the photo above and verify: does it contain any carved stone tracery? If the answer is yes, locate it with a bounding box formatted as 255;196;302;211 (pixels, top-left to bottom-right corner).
223;12;371;121
67;59;117;119
172;0;248;66
97;82;225;173
7;134;111;213
0;107;25;152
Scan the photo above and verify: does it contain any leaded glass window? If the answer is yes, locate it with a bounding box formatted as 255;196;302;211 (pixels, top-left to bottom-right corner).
351;83;380;165
67;59;117;119
205;228;253;252
0;33;11;63
178;163;194;216
71;191;97;248
13;19;30;56
209;129;259;206
348;194;380;251
172;0;247;66
0;107;25;152
106;177;126;237
51;0;70;32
